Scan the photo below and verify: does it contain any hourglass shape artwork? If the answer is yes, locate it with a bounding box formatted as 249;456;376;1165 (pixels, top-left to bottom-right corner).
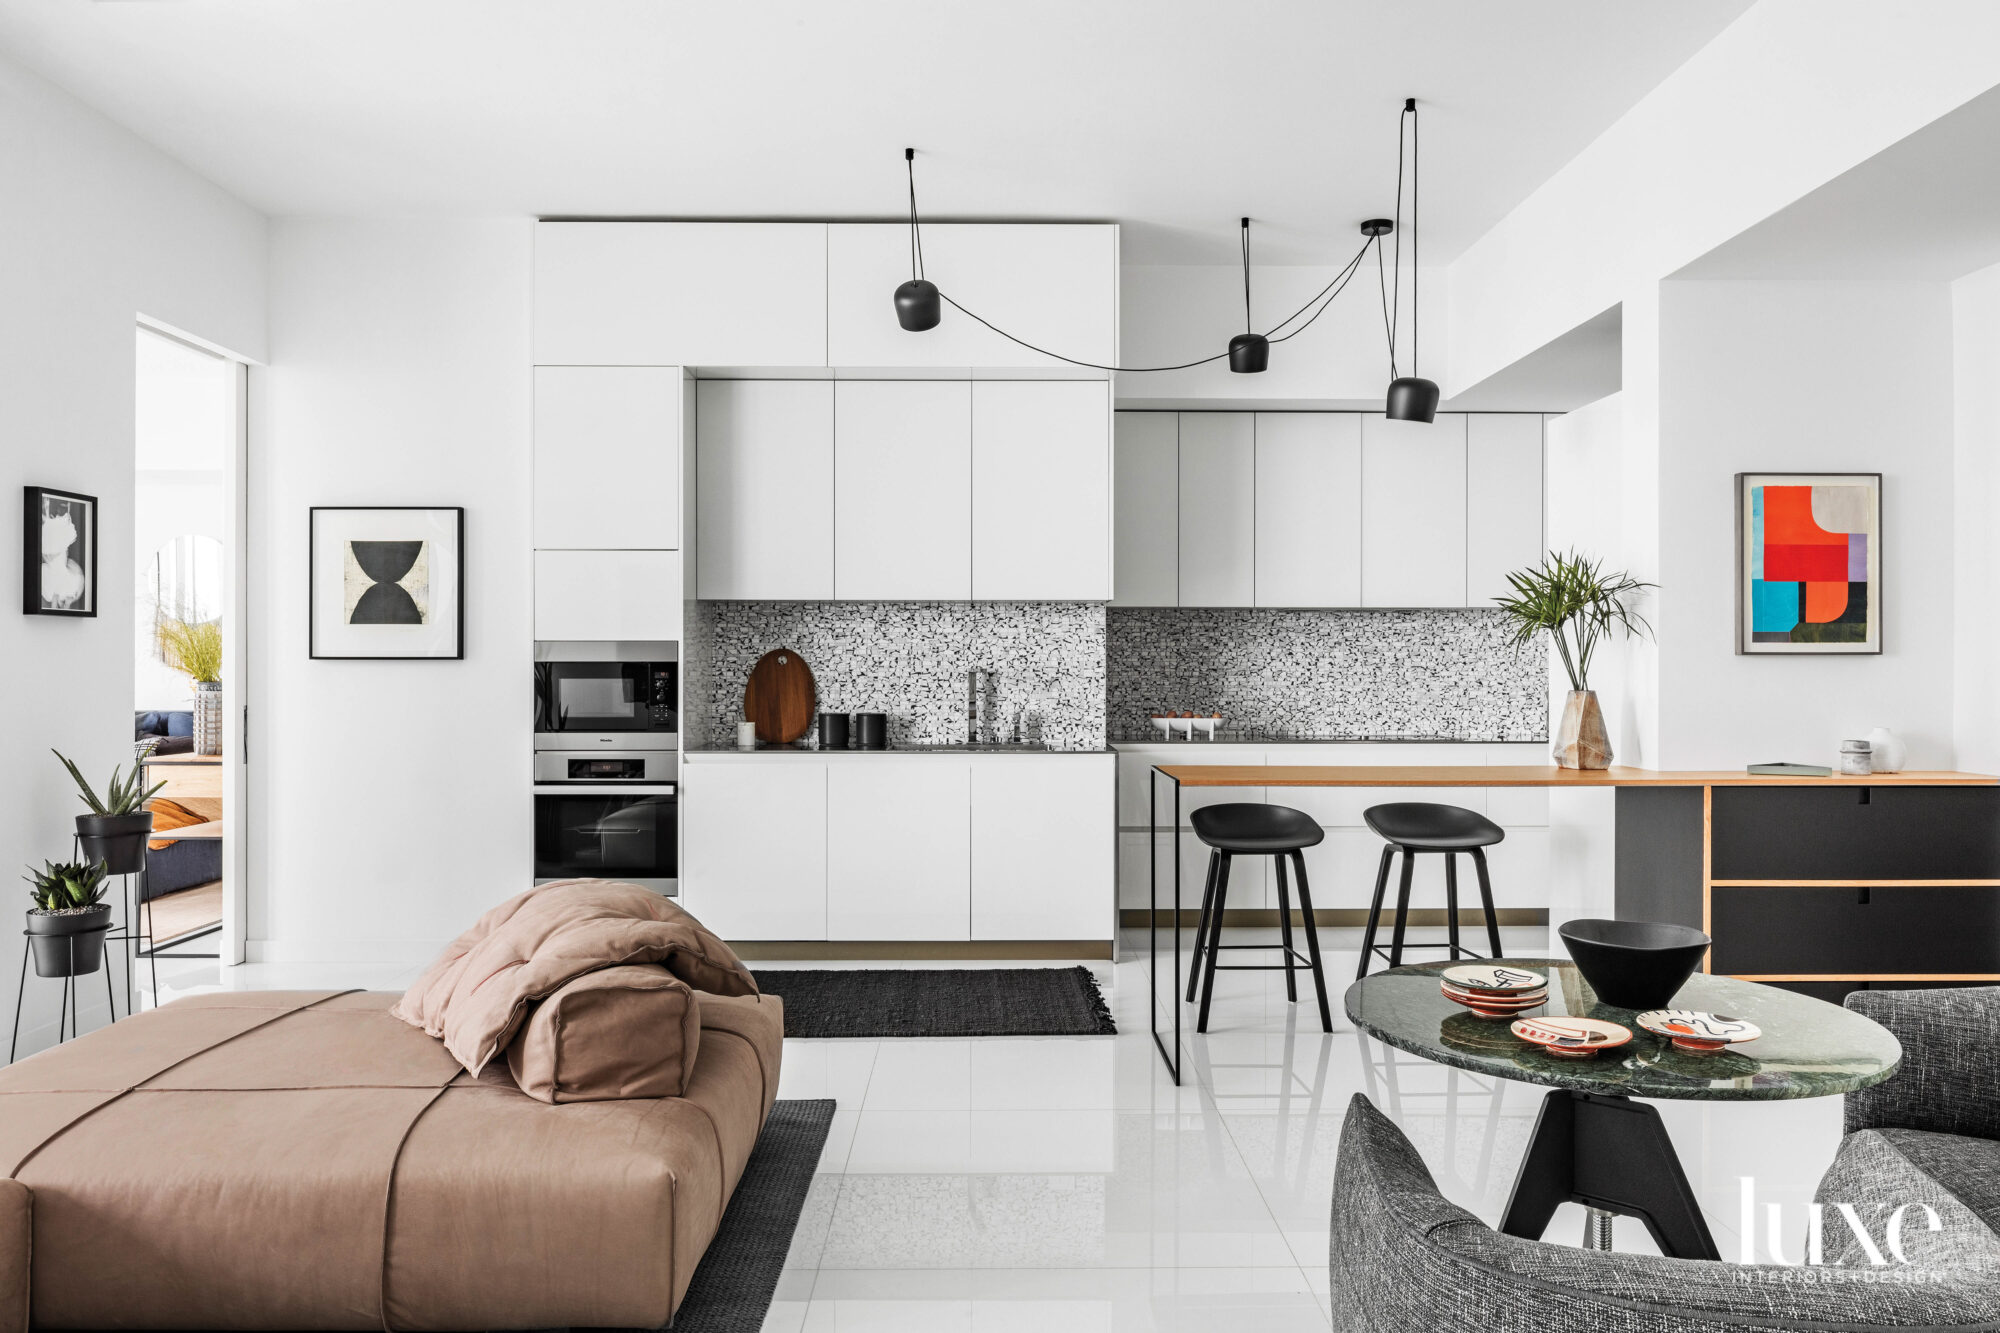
310;507;463;659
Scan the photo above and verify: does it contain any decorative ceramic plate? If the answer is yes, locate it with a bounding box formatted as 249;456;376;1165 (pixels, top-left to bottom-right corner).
1636;1009;1762;1052
1441;980;1547;1003
1442;964;1546;994
1509;1016;1633;1057
1441;984;1547;1009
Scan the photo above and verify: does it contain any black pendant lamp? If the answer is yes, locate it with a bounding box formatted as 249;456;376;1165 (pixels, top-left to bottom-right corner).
1228;217;1270;373
1383;99;1439;422
896;148;942;331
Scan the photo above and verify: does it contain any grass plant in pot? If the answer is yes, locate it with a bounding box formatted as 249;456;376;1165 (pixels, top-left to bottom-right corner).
54;750;164;875
23;859;112;978
1495;551;1654;770
159;614;223;757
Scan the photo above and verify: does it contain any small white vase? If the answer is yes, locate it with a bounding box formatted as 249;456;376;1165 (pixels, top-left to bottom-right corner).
1865;727;1906;774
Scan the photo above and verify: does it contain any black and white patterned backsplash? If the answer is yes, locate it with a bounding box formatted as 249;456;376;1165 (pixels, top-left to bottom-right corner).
693;602;1108;750
1106;607;1547;741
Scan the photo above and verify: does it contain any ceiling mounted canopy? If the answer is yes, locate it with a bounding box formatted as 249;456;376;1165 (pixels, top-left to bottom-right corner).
892;99;1426;379
1381;98;1440;422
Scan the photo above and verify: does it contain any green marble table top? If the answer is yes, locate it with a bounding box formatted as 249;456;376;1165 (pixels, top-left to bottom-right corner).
1344;959;1902;1101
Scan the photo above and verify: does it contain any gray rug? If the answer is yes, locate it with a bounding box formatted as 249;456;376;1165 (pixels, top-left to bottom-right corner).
752;966;1116;1038
668;1097;834;1332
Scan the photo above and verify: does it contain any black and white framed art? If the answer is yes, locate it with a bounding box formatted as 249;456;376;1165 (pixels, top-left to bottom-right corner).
309;506;464;659
23;486;98;617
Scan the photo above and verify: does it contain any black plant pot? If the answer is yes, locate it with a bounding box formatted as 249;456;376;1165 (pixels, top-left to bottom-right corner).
76;811;153;875
27;904;112;978
1559;918;1711;1011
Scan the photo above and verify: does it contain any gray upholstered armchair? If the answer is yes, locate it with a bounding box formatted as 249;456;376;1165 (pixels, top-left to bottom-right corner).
1329;986;2000;1332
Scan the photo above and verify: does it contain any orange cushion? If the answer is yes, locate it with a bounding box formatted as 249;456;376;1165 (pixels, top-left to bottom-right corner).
146;798;206;851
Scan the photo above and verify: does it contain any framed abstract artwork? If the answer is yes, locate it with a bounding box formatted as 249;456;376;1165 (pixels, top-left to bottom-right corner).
309;506;464;659
22;486;98;617
1736;473;1880;654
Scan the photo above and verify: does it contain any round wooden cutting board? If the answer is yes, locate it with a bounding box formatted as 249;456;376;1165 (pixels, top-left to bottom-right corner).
743;647;816;743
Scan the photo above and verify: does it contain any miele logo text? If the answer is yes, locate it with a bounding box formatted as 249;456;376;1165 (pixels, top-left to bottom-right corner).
1739;1177;1942;1265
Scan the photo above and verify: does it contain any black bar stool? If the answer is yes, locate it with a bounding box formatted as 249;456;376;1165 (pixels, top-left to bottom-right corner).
1184;803;1333;1034
1357;802;1505;981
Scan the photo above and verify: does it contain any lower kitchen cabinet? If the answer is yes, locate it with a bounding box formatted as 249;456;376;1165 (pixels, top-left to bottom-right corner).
828;760;972;941
680;758;826;940
972;756;1115;940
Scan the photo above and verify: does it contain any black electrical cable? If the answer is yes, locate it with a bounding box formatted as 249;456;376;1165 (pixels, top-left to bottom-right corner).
1270;236;1375;344
905;148;926;283
1240;218;1253;333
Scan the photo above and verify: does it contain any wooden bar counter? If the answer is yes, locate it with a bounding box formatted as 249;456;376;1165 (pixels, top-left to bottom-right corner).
1152;764;2000;1002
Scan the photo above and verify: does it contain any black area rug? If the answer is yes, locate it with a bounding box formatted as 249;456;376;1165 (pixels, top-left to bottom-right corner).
752;966;1116;1038
666;1097;834;1333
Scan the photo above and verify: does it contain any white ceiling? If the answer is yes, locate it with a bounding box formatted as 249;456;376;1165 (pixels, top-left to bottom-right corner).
0;0;1747;264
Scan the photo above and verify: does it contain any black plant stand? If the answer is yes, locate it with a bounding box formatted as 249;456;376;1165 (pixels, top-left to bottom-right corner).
10;923;116;1064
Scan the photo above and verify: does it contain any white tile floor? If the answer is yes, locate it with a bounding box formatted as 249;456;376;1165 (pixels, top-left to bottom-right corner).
144;927;1847;1332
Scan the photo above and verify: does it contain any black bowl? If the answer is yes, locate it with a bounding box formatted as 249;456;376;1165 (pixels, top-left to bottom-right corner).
1558;918;1711;1011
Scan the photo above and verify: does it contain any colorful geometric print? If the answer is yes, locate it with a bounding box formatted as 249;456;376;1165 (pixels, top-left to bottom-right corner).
1749;484;1871;644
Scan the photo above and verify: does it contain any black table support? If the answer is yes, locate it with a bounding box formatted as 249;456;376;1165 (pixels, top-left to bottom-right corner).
1500;1088;1720;1260
1148;767;1184;1085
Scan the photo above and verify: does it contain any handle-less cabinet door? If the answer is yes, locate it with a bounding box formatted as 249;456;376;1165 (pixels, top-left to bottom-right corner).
1113;412;1177;606
1255;412;1360;607
696;380;835;600
834;381;972;599
1361;413;1468;607
827;760;972;940
973;756;1115;940
682;760;827;940
534;551;682;640
827;223;1117;368
1178;413;1256;606
971;381;1111;600
534;367;679;550
1466;414;1545;606
534;222;828;367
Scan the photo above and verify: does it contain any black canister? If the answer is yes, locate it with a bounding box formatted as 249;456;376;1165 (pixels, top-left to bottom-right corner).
855;712;888;750
817;711;850;751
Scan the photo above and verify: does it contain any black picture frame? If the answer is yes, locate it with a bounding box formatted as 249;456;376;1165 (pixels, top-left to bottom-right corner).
1734;472;1882;655
22;486;98;618
308;506;465;660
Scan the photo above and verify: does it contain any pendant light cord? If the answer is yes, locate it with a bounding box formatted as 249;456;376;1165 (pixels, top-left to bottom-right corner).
1379;99;1420;380
905;147;926;283
1412;100;1420;380
1240;218;1253;334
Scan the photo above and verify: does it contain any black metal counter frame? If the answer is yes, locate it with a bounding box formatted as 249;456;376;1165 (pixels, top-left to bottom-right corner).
1149;765;1185;1084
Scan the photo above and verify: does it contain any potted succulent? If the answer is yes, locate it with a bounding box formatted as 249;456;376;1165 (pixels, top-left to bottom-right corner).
54;750;164;875
1494;550;1654;769
23;859;111;978
158;614;223;756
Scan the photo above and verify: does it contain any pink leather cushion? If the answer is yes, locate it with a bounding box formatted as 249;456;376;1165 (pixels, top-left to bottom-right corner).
506;966;702;1103
393;879;758;1075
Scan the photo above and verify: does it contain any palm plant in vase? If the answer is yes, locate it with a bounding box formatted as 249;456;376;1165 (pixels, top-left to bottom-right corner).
1494;551;1654;769
158;614;224;756
23;858;112;978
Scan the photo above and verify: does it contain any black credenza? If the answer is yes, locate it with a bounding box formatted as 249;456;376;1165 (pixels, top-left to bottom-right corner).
1616;781;2000;1003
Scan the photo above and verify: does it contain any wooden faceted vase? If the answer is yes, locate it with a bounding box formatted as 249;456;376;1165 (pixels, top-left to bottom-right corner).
1554;689;1612;770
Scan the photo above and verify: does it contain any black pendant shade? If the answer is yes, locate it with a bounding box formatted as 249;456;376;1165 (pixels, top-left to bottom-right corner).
895;278;941;332
1385;375;1440;423
1228;333;1270;374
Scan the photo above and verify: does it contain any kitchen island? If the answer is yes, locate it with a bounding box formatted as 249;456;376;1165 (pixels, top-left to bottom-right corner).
1147;762;2000;1080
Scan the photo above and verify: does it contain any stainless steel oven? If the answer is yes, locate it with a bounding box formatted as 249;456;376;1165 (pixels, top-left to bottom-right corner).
534;641;678;751
533;782;678;894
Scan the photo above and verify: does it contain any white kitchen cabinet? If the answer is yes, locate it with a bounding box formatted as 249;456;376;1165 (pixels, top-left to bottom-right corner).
827;223;1117;368
1466;414;1545;606
1112;412;1177;606
1254;412;1361;607
533;367;679;551
533;222;827;367
827;760;972;940
972;757;1114;940
696;380;835;600
834;381;971;599
534;550;681;640
1177;412;1256;606
1361;413;1467;607
971;381;1111;600
681;759;827;940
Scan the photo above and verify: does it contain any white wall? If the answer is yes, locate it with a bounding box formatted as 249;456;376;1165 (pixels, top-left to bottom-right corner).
1954;260;2000;775
250;219;532;962
0;51;265;1054
1448;1;2000;393
1655;280;1956;771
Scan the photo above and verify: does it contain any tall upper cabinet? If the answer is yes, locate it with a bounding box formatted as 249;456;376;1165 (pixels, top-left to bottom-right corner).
1256;413;1361;608
696;380;835;601
1112;413;1177;607
1361;414;1469;607
1466;414;1546;604
533;366;679;550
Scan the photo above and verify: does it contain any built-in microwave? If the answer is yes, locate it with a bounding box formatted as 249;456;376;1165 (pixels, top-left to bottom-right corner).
533;783;678;895
534;641;678;750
